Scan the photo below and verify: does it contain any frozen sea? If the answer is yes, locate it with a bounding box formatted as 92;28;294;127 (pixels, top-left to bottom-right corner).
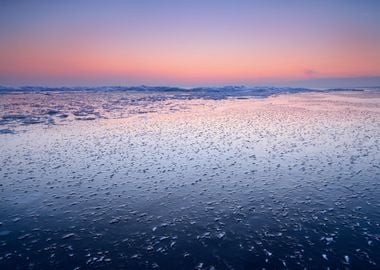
0;87;380;269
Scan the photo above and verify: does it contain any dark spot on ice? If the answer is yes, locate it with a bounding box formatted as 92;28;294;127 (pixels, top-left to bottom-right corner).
2;114;27;121
75;117;97;121
46;109;59;115
0;128;15;134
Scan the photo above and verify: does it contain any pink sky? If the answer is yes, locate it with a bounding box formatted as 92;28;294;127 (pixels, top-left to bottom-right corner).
0;1;379;86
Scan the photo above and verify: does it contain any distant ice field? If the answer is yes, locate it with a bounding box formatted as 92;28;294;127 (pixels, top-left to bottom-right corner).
0;89;379;269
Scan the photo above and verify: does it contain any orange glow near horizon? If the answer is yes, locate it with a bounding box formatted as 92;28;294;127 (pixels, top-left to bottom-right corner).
0;1;380;86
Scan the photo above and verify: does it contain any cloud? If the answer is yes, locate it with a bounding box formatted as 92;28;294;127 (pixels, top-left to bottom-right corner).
304;69;319;77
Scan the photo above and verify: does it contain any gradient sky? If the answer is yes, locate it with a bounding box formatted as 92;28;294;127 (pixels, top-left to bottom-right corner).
0;0;380;87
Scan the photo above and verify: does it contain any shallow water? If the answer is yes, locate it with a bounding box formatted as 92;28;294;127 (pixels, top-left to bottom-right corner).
0;90;380;269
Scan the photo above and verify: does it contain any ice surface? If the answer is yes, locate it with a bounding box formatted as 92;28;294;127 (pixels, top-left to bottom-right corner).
0;89;379;269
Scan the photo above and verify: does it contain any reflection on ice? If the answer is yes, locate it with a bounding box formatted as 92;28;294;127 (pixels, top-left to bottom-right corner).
0;89;379;269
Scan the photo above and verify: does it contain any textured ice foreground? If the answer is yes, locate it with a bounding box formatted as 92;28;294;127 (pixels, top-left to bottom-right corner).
0;90;380;269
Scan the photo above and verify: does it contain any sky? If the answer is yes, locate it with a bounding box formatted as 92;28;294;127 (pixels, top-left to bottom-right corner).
0;0;379;87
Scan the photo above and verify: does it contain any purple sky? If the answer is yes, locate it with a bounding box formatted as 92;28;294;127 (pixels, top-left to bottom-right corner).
0;0;379;87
